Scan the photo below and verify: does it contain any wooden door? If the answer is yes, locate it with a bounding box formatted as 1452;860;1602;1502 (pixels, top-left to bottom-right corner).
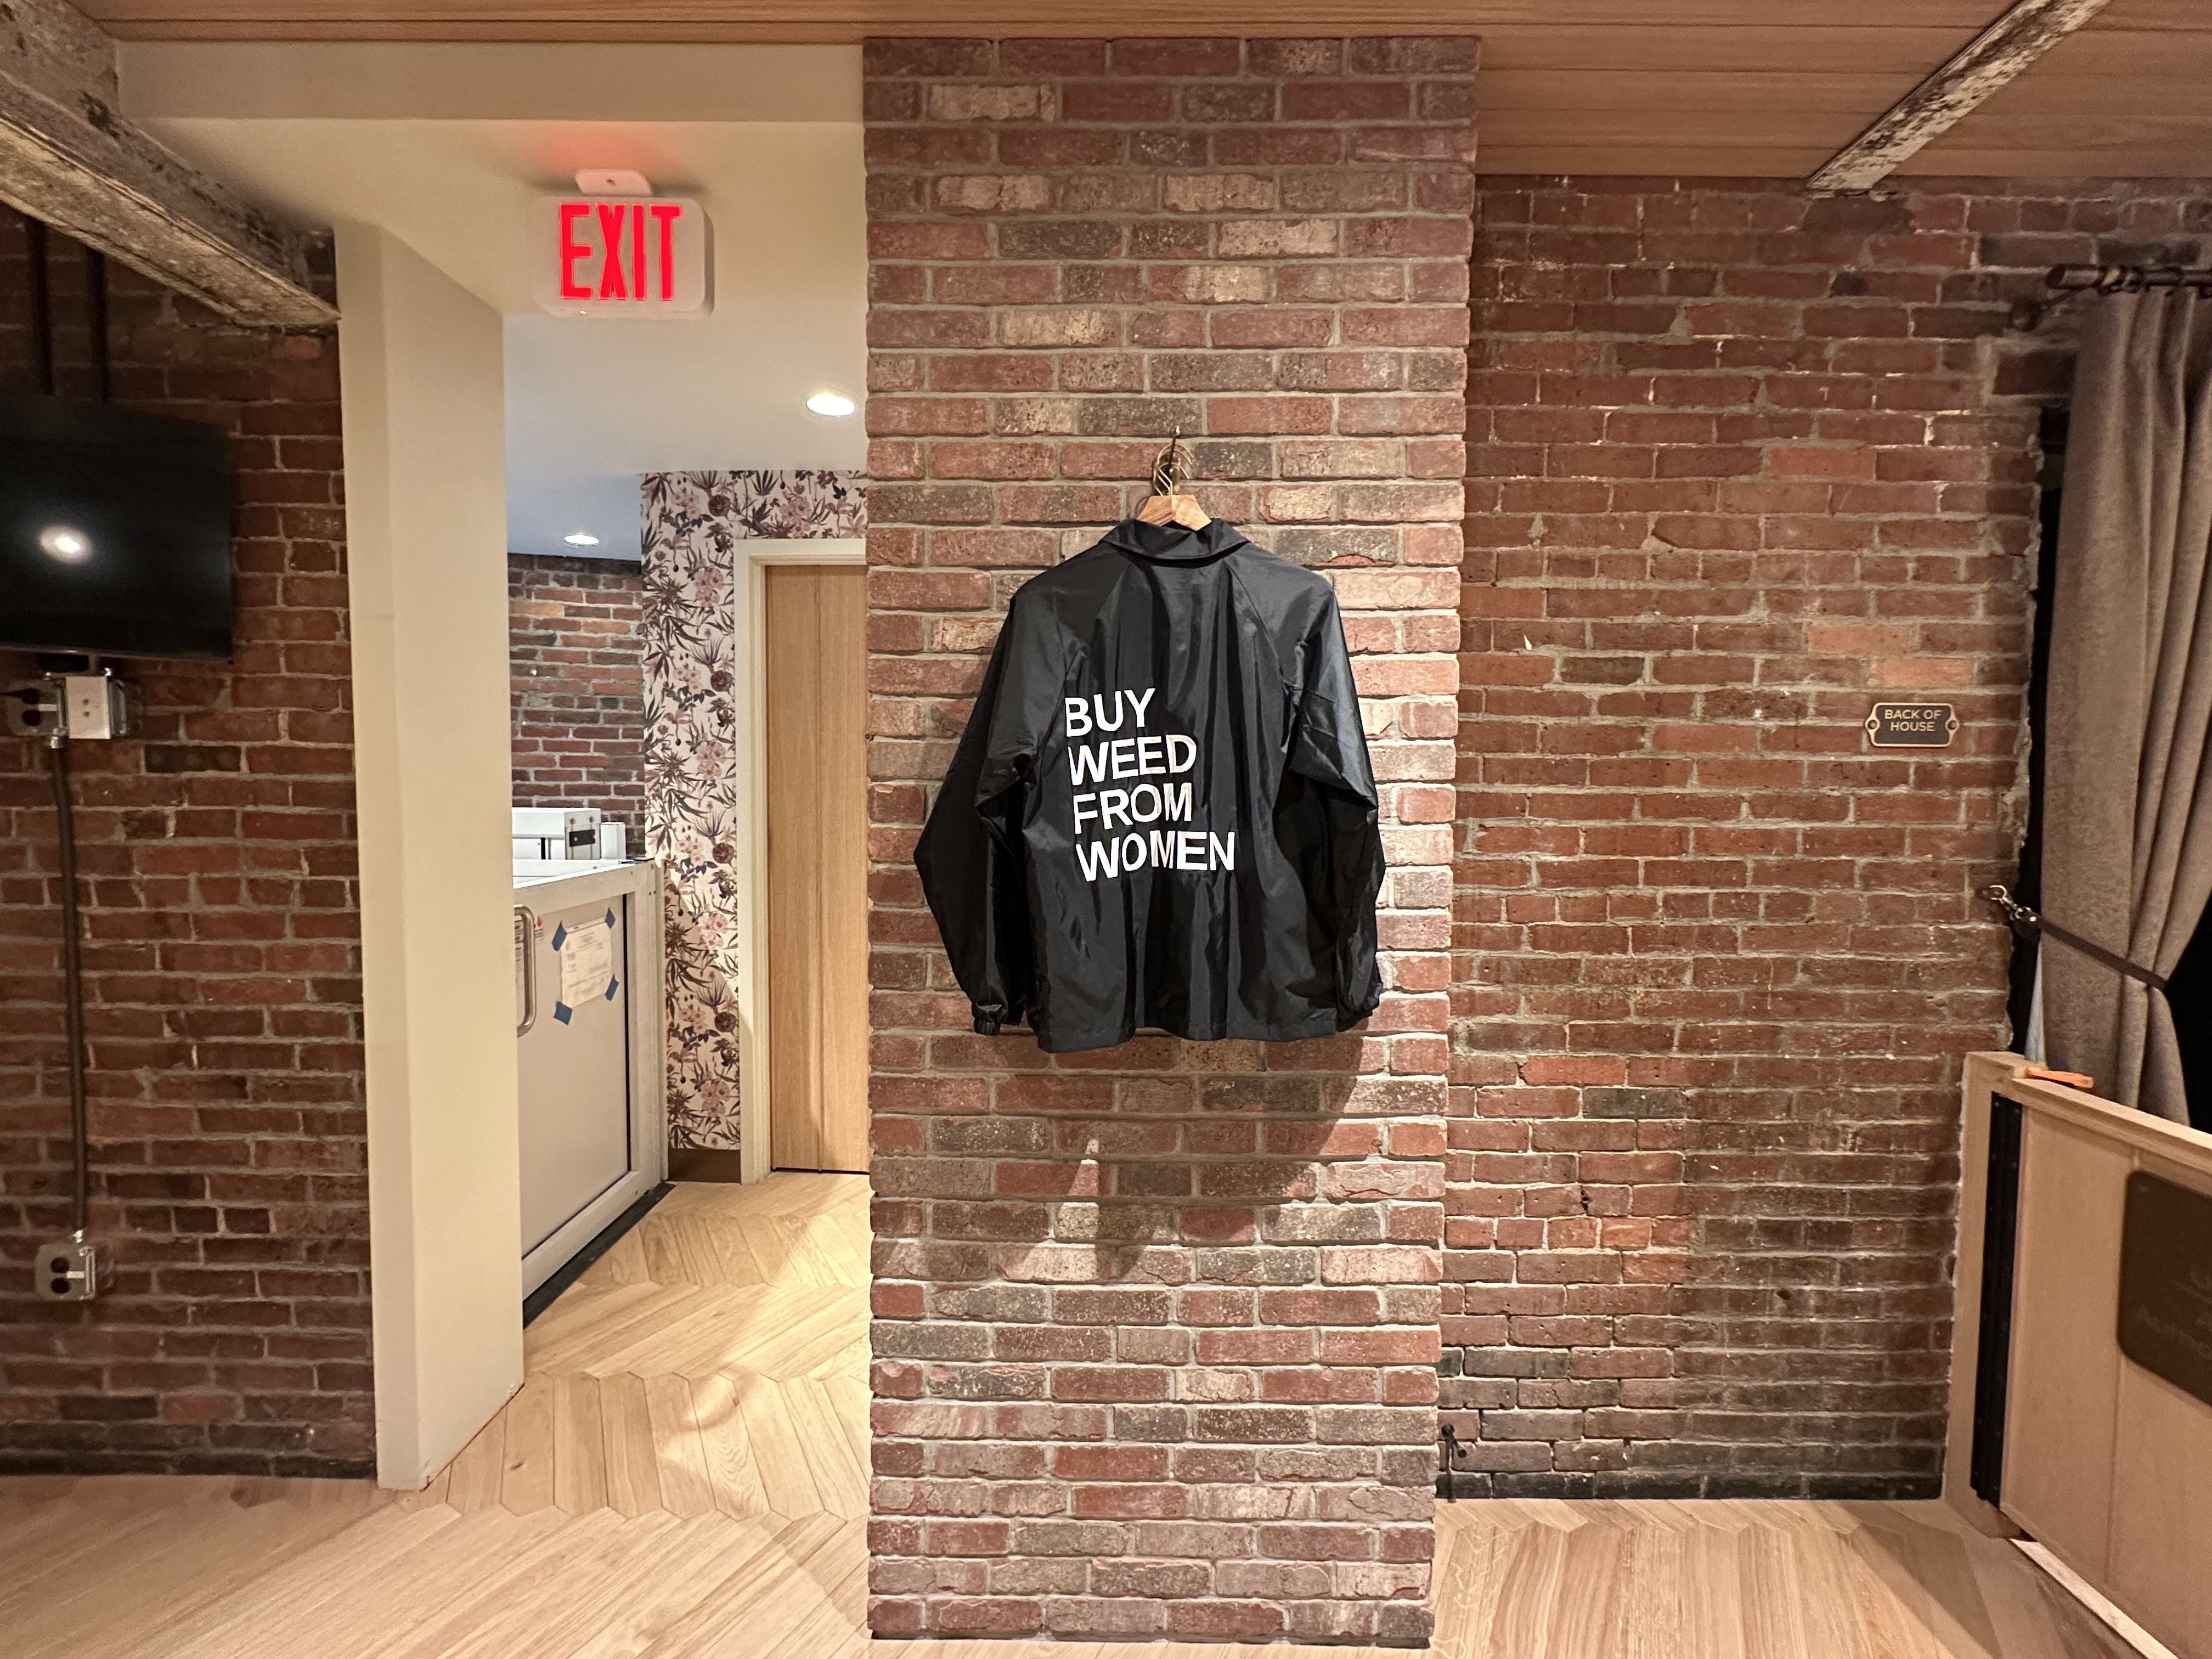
764;563;870;1173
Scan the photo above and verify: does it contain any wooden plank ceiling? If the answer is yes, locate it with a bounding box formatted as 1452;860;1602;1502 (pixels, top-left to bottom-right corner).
76;0;2212;178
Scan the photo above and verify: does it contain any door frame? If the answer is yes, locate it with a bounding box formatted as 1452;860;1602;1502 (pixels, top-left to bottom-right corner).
731;537;867;1183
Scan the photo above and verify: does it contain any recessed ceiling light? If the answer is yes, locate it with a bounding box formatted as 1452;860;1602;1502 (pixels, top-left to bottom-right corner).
564;532;601;547
807;391;857;419
38;524;92;563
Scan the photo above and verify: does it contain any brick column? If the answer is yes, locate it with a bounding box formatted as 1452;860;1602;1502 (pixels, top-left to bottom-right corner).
864;37;1474;1646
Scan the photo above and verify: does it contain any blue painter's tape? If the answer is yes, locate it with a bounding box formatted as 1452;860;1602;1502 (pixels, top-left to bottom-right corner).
551;922;568;950
553;1002;574;1025
605;976;620;1001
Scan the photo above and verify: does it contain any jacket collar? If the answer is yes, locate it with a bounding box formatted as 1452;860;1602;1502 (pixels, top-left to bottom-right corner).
1098;516;1251;565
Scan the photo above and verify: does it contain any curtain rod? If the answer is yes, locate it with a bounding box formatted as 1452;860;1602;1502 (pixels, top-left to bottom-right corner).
2047;263;2212;293
2015;263;2212;330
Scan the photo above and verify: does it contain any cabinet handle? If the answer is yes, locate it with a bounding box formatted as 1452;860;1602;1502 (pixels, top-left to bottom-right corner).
515;905;540;1037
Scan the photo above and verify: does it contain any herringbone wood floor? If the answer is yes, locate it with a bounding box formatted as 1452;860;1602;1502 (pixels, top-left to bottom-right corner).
2;1174;2135;1659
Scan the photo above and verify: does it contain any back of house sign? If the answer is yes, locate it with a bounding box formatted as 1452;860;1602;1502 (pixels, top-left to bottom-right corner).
1865;702;1959;748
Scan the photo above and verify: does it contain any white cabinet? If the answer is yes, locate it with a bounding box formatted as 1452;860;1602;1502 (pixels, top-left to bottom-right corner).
513;860;668;1299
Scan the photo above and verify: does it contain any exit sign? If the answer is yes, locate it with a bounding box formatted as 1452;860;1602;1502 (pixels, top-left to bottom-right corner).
531;195;712;318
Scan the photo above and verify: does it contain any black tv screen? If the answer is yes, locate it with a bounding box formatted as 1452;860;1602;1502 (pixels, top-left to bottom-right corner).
0;394;233;661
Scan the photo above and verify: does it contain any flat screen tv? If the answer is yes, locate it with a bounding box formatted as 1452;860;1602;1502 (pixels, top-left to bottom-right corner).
0;393;233;661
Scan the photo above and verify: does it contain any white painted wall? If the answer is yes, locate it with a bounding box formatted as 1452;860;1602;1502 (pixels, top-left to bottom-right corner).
340;225;523;1488
117;42;860;125
502;123;867;558
122;44;870;561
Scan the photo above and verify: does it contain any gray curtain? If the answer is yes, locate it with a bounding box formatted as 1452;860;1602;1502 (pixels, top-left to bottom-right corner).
2043;288;2212;1121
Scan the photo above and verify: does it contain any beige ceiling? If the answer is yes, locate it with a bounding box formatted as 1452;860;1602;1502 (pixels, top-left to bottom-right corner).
72;0;2212;178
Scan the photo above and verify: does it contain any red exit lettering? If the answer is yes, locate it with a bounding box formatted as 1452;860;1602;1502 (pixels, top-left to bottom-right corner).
551;199;693;307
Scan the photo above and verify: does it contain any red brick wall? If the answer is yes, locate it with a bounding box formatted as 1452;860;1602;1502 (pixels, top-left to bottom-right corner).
0;213;369;1475
1448;177;2208;1498
865;37;1473;1646
508;552;646;833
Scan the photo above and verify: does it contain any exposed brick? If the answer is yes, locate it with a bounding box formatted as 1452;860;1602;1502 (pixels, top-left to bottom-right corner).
0;211;369;1476
1444;175;2189;1502
507;554;646;832
866;36;1472;1645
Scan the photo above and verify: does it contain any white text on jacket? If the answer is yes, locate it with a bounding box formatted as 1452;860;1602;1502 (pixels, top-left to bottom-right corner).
1063;689;1234;883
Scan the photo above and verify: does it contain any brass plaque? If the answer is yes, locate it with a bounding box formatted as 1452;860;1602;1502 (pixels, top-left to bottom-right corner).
2118;1171;2212;1409
1865;702;1958;748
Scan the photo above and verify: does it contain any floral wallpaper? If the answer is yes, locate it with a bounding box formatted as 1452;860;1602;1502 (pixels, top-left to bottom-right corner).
640;470;867;1150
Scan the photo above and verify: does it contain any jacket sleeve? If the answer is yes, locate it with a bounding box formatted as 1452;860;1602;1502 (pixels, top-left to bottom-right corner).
914;600;1045;1035
1278;590;1387;1025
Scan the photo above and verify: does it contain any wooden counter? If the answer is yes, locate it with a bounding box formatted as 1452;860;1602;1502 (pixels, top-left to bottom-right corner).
1950;1052;2212;1658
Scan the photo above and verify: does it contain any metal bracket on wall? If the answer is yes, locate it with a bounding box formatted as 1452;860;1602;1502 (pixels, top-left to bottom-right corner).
1437;1421;1469;1500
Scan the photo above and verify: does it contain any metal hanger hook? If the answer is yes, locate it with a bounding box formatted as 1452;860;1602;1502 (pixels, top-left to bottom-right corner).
1150;427;1192;498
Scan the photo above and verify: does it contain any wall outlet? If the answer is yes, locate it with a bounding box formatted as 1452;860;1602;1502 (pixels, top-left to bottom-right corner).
4;680;63;740
35;1235;109;1302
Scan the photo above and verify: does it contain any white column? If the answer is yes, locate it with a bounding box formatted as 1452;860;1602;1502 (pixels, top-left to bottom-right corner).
338;224;521;1489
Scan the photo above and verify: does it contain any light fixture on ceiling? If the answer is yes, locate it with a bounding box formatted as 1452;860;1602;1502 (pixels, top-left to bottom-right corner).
563;532;601;547
806;391;857;419
38;525;92;563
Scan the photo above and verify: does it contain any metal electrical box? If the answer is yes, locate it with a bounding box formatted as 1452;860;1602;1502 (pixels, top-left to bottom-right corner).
35;1235;109;1302
60;674;136;740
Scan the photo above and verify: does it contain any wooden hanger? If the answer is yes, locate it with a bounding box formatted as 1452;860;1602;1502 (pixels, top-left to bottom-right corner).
1137;428;1210;529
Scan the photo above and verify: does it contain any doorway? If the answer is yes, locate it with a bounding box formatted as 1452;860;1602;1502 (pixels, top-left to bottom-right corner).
763;563;870;1173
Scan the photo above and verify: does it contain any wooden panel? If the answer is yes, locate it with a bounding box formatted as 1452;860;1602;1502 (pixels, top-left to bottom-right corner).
1912;43;2212;172
1957;1068;2212;1659
1473;24;1970;73
1480;146;1844;177
2000;26;2212;72
1479;71;1913;112
1999;1113;2128;1583
764;564;868;1176
73;0;2212;176
76;2;2029;40
2106;1161;2212;1659
1904;144;2212;176
2096;0;2212;27
1479;108;1875;151
2110;1372;2212;1657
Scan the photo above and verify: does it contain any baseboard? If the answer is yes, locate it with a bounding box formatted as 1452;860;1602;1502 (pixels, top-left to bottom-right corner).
2018;1542;2179;1659
668;1147;747;1183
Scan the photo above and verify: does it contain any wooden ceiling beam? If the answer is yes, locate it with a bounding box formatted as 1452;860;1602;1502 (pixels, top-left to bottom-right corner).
1805;0;2112;194
72;1;2021;36
0;0;335;325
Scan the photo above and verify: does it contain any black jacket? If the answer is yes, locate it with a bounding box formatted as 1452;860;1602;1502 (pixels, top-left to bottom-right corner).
915;517;1385;1054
